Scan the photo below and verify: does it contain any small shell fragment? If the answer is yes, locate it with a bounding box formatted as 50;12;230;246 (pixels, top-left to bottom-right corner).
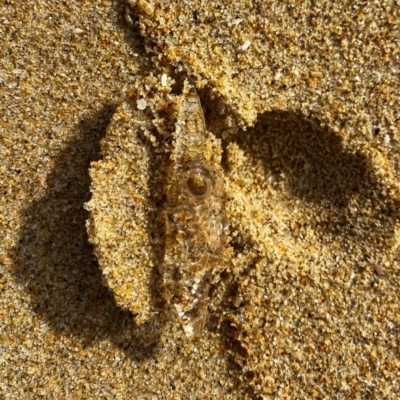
161;73;168;87
373;264;384;276
310;70;324;79
240;40;251;51
138;0;154;16
136;98;147;110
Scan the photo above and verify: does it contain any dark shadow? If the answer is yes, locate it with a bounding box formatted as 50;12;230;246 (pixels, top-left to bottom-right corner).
227;111;370;206
12;105;164;361
207;259;265;399
224;111;398;249
211;111;399;396
114;0;146;49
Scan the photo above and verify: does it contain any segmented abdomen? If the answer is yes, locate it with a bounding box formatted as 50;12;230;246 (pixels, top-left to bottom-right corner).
163;80;227;340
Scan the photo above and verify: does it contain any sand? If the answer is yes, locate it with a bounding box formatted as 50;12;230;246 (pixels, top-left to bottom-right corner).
1;0;399;399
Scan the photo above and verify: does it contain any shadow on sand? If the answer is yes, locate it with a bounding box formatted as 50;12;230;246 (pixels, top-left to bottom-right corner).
220;111;398;250
14;104;165;362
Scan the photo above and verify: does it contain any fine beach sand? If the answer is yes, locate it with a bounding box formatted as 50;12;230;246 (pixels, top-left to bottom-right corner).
1;1;400;399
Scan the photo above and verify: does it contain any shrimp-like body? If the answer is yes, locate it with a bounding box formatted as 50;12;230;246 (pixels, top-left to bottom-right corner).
163;81;227;340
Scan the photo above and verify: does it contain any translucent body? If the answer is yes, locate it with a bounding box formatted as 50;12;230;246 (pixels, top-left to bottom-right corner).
163;82;227;340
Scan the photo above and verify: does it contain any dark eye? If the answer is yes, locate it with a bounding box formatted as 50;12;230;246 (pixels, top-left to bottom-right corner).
185;169;211;199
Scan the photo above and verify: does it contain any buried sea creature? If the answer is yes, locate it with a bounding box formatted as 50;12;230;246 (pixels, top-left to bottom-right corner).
162;80;228;340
